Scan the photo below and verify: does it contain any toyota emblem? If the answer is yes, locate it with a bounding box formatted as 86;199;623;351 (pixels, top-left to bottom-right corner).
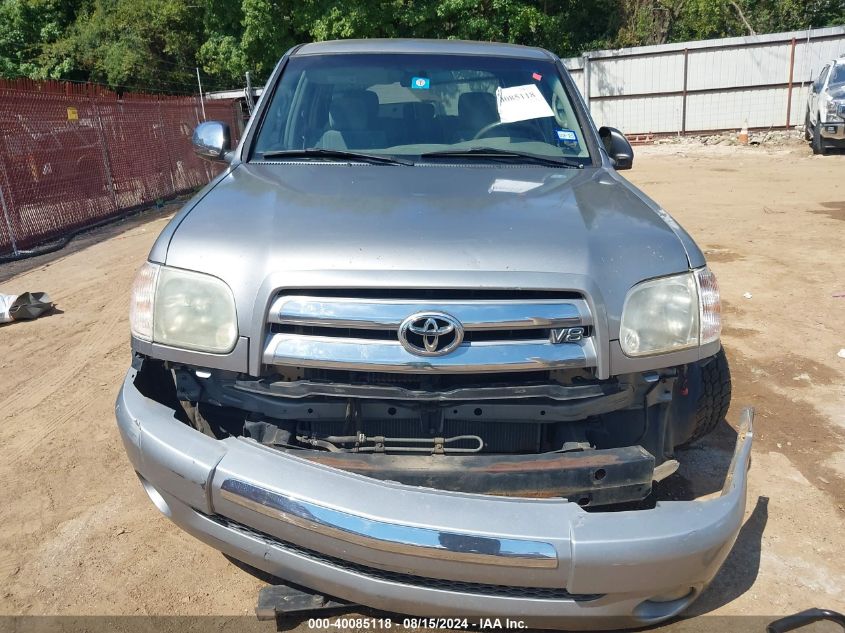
398;312;464;356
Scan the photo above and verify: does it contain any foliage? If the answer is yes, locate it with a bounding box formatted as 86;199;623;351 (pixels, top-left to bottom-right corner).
616;0;845;45
0;0;842;92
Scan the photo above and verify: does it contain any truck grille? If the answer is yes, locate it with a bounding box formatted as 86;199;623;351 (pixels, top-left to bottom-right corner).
262;291;596;374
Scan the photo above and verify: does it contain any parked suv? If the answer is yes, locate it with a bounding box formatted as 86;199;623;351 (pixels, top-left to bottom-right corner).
116;39;752;629
806;55;845;154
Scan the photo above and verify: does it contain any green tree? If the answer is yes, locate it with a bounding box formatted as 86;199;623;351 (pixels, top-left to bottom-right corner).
43;0;206;91
0;0;81;78
615;0;845;46
0;0;843;92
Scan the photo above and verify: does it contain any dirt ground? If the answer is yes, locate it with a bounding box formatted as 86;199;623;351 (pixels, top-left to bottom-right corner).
1;140;844;631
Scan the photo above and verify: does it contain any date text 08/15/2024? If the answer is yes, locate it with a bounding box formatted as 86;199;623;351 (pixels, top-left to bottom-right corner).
306;618;528;629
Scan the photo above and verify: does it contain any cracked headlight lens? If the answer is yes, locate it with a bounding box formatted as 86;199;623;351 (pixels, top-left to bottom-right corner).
620;272;699;356
129;262;238;353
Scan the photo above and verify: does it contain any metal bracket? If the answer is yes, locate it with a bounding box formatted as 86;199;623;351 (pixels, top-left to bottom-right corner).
256;582;355;626
767;608;845;633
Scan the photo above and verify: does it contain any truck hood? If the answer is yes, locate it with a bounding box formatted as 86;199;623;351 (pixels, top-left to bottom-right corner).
162;163;698;335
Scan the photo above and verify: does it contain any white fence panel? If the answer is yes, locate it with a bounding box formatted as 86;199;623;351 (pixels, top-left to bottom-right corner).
686;87;789;130
591;95;683;133
590;53;685;96
789;85;812;126
686;44;789;90
563;26;845;135
793;37;844;82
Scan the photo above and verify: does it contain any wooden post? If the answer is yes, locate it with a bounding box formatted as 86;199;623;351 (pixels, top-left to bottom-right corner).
785;37;797;129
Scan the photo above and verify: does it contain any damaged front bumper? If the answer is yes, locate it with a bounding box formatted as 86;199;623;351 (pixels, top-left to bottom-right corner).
820;121;845;141
115;369;753;630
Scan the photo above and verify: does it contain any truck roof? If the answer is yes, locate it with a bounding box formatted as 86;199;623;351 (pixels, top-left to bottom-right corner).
293;38;554;60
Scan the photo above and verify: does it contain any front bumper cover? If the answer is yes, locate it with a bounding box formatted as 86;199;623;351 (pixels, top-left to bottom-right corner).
820;121;845;140
115;369;753;630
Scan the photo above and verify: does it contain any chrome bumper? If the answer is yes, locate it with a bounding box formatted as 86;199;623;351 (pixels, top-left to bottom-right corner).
820;122;845;140
116;369;753;629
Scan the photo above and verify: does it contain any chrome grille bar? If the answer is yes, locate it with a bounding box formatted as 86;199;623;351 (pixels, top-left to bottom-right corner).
269;296;590;330
263;334;596;373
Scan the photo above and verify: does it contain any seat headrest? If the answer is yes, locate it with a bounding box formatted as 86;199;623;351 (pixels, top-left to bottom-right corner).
403;101;435;121
330;90;379;130
458;92;498;128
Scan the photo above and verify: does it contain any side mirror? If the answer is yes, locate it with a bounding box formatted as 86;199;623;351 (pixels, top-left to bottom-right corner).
192;121;232;162
599;126;634;170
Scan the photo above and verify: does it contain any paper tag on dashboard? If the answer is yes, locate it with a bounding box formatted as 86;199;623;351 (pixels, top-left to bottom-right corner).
495;84;554;123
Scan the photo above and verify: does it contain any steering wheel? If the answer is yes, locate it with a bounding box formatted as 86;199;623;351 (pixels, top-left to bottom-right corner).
472;120;537;140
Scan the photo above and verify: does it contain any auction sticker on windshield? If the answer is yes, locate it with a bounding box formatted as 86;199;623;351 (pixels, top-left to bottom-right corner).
495;84;554;123
411;76;431;89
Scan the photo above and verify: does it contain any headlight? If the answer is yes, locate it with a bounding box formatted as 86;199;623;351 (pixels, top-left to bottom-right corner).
129;261;159;341
827;100;844;120
695;266;721;345
129;262;238;353
620;267;721;357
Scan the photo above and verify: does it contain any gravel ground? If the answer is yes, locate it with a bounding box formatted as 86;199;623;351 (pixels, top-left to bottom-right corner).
0;139;843;632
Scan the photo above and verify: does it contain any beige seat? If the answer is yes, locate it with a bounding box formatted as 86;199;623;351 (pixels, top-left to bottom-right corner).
318;90;387;150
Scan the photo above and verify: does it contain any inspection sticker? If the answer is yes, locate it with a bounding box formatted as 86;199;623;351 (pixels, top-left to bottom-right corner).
556;129;577;141
495;84;554;123
411;76;430;90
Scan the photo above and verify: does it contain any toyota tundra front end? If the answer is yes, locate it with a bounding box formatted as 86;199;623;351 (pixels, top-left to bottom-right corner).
115;39;752;629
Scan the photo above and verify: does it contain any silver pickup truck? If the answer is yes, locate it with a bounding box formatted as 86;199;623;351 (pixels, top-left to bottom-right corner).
116;39;752;629
806;55;845;155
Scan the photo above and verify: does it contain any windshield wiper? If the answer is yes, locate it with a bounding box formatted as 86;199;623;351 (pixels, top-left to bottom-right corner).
420;147;583;169
260;148;413;166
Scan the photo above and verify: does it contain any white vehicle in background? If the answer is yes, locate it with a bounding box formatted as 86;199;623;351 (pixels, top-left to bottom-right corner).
806;56;845;155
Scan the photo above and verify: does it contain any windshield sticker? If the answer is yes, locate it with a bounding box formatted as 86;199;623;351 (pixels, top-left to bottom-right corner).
556;129;577;141
489;178;543;194
411;76;430;90
495;84;554;123
532;72;542;81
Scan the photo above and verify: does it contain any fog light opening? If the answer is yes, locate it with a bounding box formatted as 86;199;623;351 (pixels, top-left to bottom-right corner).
633;588;698;623
137;473;172;518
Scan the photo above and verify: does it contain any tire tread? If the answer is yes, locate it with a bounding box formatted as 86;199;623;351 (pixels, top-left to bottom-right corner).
683;348;732;445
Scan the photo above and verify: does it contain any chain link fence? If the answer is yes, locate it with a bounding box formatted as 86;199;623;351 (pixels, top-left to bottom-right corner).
0;81;240;258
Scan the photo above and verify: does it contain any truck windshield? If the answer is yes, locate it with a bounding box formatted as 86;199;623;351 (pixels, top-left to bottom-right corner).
829;63;845;88
251;53;592;165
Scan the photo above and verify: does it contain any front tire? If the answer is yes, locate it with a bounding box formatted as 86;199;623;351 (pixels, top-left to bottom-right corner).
812;117;827;155
804;110;812;141
680;348;732;446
